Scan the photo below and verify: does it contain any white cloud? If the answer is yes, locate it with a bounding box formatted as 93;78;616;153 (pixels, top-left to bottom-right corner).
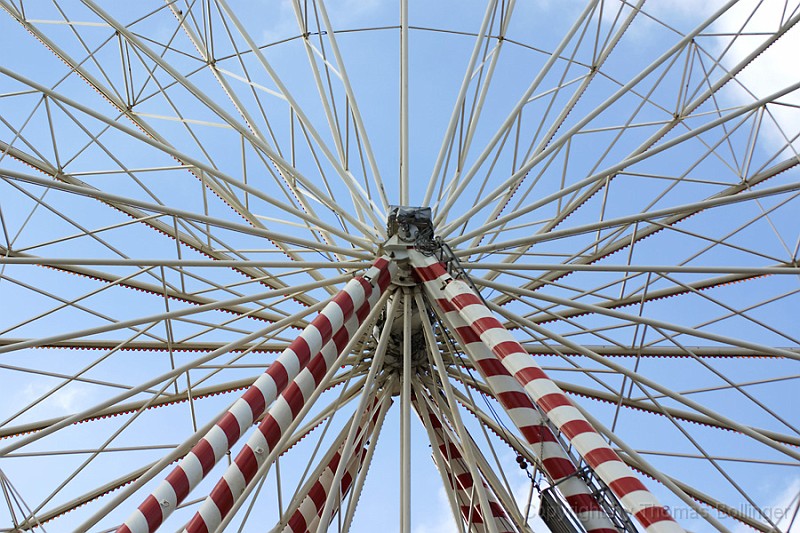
765;478;800;532
711;0;800;154
2;380;94;423
649;0;800;155
412;486;459;533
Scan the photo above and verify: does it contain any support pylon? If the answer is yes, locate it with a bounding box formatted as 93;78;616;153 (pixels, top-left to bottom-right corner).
411;251;618;532
408;250;681;533
280;392;390;533
117;258;394;533
414;391;516;533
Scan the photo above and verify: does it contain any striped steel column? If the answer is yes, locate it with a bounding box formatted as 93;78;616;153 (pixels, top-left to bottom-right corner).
281;394;387;532
416;395;515;533
184;263;392;532
117;257;394;533
411;252;617;533
409;251;682;533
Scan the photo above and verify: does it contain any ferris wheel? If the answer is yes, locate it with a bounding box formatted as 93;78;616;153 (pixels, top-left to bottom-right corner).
1;0;799;532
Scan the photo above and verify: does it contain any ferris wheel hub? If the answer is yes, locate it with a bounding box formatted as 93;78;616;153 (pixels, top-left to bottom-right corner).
386;205;433;243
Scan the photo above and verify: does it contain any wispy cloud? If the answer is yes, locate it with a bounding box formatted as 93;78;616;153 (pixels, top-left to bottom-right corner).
712;0;800;154
761;478;800;533
649;0;800;154
412;486;459;533
1;380;94;423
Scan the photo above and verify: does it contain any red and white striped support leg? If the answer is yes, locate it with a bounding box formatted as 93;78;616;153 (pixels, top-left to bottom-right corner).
281;394;387;533
409;252;683;533
411;254;616;533
117;258;394;533
184;263;392;532
416;396;515;533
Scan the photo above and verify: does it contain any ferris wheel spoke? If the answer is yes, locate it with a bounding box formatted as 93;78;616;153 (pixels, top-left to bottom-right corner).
567;378;800;452
495;264;784;330
15;383;199;526
0;372;259;441
485;299;800;460
424;0;512;208
66;0;382;242
450;102;800;259
454;179;800;257
1;5;256;215
466;261;800;276
165;1;272;145
0;249;307;333
638;288;800;360
628;372;800;404
624;450;800;469
0;67;376;291
629;387;789;530
551;379;800;448
209;0;386;233
519;342;800;359
313;0;390;213
463;11;800;272
170;0;365;251
0;119;370;258
481;154;800;308
481;278;800;360
635;325;800;438
22;305;325;529
462;0;645;242
0;268;165;345
0;184;321;316
651;273;800;348
439;0;795;240
2;169;370;262
0;337;291;355
434;0;602;226
0;353;164;407
9;460;158;531
398;0;409;207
